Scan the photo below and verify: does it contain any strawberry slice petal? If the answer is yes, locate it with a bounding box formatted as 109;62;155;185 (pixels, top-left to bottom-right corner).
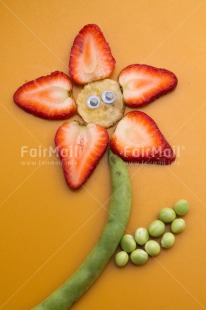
13;71;76;120
55;121;109;189
69;24;116;85
110;111;175;165
118;64;178;107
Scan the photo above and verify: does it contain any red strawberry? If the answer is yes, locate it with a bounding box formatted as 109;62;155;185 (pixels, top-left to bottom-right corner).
118;64;178;107
13;71;76;120
110;111;175;164
55;121;109;189
69;24;116;85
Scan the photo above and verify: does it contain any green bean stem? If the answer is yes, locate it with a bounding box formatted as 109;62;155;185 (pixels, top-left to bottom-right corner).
31;150;132;310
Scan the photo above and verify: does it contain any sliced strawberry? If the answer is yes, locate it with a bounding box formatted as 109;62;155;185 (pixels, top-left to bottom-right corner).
55;121;109;189
118;64;178;107
110;111;175;164
69;24;116;85
13;71;76;120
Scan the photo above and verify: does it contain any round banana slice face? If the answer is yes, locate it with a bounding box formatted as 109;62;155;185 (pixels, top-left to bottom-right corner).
76;79;125;128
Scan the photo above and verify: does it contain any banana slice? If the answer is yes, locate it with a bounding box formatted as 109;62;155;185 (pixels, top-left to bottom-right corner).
76;79;125;128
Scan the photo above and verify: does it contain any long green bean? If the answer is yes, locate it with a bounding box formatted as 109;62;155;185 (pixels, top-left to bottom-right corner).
31;150;132;310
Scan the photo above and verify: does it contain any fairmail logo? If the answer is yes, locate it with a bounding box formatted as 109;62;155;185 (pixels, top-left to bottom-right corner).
20;143;86;159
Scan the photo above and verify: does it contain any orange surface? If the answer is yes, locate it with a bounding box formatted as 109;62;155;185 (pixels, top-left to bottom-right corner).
1;1;206;309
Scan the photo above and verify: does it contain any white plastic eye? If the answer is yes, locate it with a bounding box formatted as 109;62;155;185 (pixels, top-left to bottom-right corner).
86;96;100;109
101;91;115;104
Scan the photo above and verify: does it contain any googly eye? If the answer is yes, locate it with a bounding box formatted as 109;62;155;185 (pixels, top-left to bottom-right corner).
101;91;115;104
86;96;100;109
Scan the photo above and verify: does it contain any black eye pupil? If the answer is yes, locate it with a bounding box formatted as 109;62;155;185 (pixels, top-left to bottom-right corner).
87;96;100;109
105;92;114;101
102;90;115;104
90;98;99;106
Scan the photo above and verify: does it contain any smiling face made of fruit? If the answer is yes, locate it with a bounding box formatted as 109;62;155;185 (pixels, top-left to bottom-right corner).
14;24;178;189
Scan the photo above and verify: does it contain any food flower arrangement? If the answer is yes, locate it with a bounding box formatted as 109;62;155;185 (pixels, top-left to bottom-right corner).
13;24;189;310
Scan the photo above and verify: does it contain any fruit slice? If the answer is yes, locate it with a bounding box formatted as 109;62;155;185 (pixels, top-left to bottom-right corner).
76;79;124;128
110;111;175;164
69;24;116;85
118;64;178;107
13;71;76;120
55;121;109;189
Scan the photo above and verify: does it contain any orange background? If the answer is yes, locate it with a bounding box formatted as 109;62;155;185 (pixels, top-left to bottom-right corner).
1;1;206;309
